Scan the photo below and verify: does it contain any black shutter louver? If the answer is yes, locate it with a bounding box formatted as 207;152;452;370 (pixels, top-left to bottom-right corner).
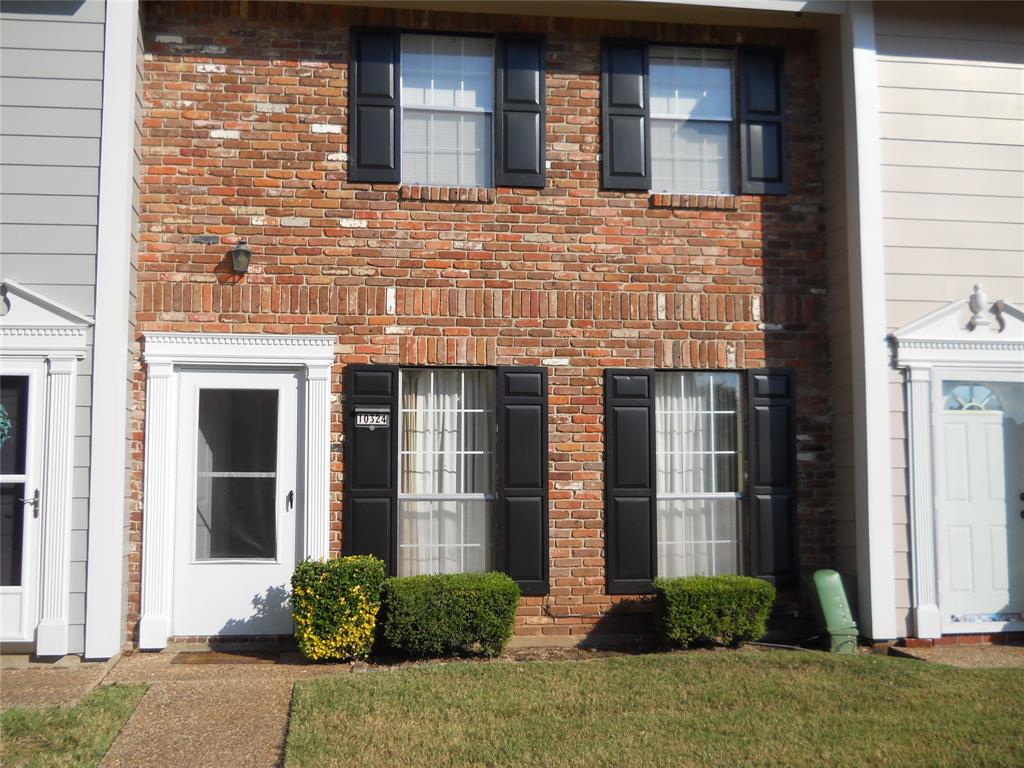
349;28;400;183
495;36;546;188
604;369;657;594
496;367;549;595
739;48;788;195
747;369;797;587
343;364;399;574
601;40;650;191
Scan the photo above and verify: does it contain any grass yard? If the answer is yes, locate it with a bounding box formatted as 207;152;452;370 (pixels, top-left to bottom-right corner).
0;684;146;768
285;650;1024;768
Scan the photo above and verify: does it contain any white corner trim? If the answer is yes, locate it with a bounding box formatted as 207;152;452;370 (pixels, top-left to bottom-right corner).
84;0;140;661
841;1;896;640
138;332;335;649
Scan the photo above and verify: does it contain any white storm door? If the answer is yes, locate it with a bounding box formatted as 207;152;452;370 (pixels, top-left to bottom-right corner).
940;408;1023;631
0;364;43;642
172;369;299;637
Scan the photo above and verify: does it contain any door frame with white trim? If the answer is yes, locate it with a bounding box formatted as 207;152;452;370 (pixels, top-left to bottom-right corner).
138;332;334;649
891;288;1024;639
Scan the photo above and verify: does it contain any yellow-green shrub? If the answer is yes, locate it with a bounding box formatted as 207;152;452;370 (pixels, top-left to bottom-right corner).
291;556;385;661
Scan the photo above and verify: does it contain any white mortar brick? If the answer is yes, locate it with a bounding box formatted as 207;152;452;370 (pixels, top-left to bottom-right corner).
196;63;226;73
385;287;397;315
280;217;310;227
311;124;341;134
542;358;570;366
327;152;348;161
210;129;240;139
155;34;183;43
339;218;367;228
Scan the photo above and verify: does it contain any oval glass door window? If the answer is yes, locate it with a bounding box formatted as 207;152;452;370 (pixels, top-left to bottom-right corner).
196;389;278;560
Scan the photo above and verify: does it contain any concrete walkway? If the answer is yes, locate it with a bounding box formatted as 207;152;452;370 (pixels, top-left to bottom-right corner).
0;656;112;710
97;650;345;768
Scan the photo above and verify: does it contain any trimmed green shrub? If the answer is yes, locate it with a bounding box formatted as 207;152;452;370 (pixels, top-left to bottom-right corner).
380;572;520;657
654;575;776;648
291;556;386;661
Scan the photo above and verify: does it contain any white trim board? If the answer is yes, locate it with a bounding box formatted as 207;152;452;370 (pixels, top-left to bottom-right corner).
137;332;335;649
840;1;896;641
892;289;1024;639
85;0;141;661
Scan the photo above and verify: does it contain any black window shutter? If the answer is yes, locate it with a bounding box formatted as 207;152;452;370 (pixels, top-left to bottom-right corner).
496;367;549;595
348;28;400;183
494;36;546;189
739;48;788;195
747;369;797;587
604;369;657;594
601;40;650;190
343;364;399;574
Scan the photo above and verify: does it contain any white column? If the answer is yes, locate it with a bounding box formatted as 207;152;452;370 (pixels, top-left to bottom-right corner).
303;363;332;560
906;367;941;638
841;1;897;640
35;356;77;656
138;362;177;649
86;0;141;659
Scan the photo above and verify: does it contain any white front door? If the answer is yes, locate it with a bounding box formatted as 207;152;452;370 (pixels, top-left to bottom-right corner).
172;369;300;637
939;380;1024;633
0;364;43;642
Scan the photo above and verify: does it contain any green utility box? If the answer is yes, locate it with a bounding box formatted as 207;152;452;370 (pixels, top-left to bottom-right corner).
812;569;859;654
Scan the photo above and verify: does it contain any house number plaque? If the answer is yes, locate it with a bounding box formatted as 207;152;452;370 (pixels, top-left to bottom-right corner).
355;411;389;428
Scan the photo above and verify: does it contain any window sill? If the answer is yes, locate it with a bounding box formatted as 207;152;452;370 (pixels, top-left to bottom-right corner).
648;193;740;211
400;185;496;203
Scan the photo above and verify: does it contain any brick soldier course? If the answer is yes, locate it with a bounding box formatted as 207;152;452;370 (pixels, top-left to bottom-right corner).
130;2;833;642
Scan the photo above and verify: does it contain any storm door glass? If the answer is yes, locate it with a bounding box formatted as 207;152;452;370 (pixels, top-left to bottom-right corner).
0;377;28;586
195;389;278;560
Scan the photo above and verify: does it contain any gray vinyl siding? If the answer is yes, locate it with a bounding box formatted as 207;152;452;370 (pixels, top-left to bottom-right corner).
0;0;106;655
875;1;1024;637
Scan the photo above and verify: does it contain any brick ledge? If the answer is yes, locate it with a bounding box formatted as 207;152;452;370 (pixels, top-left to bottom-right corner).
649;193;739;210
400;185;495;203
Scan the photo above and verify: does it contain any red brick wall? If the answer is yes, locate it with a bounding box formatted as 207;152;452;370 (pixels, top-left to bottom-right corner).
130;1;832;642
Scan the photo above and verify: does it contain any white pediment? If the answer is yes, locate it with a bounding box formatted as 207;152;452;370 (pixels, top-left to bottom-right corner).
891;286;1024;369
0;280;92;356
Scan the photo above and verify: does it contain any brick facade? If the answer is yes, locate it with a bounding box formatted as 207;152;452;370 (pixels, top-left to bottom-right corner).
129;1;832;642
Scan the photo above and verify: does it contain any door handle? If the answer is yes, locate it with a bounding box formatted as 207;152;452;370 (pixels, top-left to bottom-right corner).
19;489;39;517
286;490;294;510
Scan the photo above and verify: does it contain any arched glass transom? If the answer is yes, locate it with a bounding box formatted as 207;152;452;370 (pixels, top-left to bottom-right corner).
943;382;1003;412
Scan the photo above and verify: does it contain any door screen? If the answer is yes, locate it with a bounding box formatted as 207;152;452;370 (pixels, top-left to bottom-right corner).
195;389;279;560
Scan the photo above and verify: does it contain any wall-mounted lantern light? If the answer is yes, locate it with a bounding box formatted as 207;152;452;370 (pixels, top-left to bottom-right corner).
228;241;252;274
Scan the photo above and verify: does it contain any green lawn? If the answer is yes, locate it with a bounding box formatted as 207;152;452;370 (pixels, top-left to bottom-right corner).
0;684;146;768
285;650;1024;768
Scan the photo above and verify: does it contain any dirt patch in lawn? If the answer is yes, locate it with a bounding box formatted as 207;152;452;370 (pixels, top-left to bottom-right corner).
891;643;1024;669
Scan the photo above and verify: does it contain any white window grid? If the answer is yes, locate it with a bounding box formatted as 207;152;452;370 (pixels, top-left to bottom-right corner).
650;46;735;195
655;371;743;576
400;34;494;188
397;368;495;574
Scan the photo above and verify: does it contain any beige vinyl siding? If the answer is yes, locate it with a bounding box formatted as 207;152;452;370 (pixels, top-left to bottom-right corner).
875;0;1024;637
0;0;106;655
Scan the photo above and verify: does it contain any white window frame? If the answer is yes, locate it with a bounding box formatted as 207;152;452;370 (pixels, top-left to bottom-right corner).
654;370;744;577
399;33;495;189
649;45;737;196
396;367;496;576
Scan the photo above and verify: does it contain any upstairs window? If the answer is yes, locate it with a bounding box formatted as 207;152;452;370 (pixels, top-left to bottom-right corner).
650;47;734;195
401;35;494;188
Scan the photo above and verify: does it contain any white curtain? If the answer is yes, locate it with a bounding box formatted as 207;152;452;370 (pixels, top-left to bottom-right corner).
399;369;495;576
656;372;741;577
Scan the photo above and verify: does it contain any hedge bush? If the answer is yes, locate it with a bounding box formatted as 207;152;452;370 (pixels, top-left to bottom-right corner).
380;572;520;658
654;575;776;648
291;556;386;661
